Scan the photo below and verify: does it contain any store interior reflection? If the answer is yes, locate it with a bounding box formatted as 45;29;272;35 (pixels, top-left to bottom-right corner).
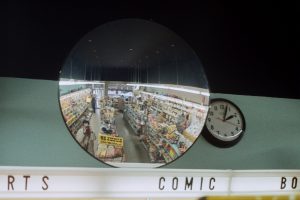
59;80;209;167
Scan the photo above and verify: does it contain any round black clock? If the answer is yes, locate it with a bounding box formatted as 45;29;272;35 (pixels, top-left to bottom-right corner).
202;98;246;148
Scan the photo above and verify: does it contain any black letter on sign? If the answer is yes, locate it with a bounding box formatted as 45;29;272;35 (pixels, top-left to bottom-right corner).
281;177;287;189
23;175;31;191
172;177;178;190
42;176;49;191
292;177;298;189
8;175;15;191
209;178;215;190
199;177;203;190
159;177;165;190
185;177;193;190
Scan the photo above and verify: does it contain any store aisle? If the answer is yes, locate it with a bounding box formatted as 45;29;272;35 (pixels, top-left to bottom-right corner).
90;109;101;135
89;108;101;155
115;113;150;163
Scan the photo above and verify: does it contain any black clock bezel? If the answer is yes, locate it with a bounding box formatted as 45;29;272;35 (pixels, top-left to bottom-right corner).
202;98;246;148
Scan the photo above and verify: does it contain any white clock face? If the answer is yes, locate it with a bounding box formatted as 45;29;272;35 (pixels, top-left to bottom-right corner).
206;100;244;142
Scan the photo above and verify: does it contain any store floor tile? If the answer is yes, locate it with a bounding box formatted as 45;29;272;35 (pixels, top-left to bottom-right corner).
115;113;150;163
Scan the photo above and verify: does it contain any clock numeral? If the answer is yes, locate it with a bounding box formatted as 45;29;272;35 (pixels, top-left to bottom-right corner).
237;120;240;124
228;107;231;112
220;105;224;109
224;133;227;137
235;127;239;131
211;125;214;130
214;106;218;111
209;111;214;116
207;118;211;122
231;132;234;135
216;130;220;134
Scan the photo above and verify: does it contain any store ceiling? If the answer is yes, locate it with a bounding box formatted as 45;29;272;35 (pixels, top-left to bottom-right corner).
67;19;191;69
2;1;299;98
60;19;208;88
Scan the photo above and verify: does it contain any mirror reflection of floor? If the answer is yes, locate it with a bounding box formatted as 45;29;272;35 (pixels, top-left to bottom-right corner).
114;112;150;163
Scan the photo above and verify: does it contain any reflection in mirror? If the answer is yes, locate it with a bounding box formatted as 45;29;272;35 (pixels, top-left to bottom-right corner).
59;19;209;167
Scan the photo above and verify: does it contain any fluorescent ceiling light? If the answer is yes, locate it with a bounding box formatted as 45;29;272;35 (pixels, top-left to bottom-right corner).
59;80;104;85
126;83;209;96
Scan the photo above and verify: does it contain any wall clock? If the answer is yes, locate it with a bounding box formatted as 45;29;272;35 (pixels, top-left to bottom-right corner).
202;98;246;148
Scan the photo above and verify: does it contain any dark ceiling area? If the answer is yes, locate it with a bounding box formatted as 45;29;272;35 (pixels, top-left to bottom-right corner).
61;19;208;88
2;1;299;98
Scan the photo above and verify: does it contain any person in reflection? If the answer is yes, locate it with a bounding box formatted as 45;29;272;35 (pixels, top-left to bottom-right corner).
91;95;96;113
176;113;186;133
82;120;92;150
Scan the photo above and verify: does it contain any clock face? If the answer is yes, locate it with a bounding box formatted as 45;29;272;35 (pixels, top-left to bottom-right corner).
203;98;246;147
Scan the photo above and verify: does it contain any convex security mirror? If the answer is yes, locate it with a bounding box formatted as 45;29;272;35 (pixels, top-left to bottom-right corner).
58;19;210;167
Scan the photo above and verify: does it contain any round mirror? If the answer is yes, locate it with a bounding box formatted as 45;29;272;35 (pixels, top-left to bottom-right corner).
58;19;209;167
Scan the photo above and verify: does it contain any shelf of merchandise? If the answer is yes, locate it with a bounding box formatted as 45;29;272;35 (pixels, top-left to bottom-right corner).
60;88;91;101
144;93;208;127
141;91;208;111
146;124;181;163
123;92;205;163
150;106;177;118
124;105;144;135
66;107;88;127
146;111;194;147
183;118;205;142
69;109;93;135
143;91;208;144
60;88;91;129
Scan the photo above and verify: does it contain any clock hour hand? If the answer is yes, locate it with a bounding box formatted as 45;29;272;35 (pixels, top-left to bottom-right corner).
225;115;234;121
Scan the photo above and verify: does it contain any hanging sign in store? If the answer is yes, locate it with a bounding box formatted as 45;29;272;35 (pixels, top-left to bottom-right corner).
0;167;299;198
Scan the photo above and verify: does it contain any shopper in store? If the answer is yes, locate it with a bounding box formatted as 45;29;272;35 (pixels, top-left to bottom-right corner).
178;142;187;153
82;120;92;150
185;113;191;128
176;113;191;133
91;95;96;113
176;113;186;133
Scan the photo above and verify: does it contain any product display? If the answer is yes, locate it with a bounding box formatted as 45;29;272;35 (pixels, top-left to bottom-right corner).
60;88;92;134
120;83;208;164
97;104;125;162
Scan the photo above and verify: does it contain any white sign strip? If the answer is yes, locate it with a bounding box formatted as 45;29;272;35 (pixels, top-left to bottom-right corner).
0;167;299;198
231;171;300;195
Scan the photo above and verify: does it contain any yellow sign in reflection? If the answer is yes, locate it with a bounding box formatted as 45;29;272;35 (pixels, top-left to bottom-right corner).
99;134;123;147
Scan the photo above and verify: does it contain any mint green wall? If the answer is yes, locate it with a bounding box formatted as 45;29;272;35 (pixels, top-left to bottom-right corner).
0;77;299;169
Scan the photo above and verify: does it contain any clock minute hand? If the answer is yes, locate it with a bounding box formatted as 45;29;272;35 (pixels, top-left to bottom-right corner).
225;115;234;121
223;105;228;121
